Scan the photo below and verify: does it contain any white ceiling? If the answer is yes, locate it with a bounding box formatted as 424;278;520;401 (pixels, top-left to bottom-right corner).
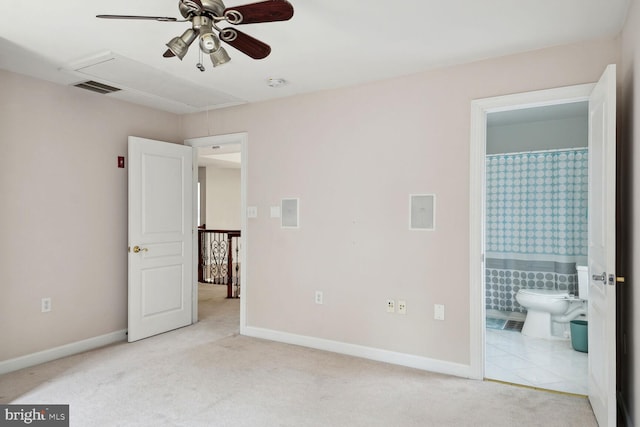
0;0;631;114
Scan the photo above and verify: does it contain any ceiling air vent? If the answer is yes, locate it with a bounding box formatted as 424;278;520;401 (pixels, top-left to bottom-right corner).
73;80;121;94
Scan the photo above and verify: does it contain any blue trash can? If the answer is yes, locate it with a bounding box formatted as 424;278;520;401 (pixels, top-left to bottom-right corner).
570;320;588;353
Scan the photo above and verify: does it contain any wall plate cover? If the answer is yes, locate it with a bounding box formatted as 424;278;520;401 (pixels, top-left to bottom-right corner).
398;300;407;315
281;198;299;228
386;299;395;313
410;194;436;230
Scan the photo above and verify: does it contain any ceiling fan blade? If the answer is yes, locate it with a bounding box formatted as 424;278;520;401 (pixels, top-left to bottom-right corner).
96;14;178;22
219;28;271;59
223;0;294;25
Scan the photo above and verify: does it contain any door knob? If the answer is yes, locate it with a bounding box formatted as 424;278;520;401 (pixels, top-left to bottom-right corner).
592;272;607;284
133;245;148;253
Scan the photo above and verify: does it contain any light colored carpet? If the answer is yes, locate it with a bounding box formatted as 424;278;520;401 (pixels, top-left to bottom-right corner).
0;284;597;426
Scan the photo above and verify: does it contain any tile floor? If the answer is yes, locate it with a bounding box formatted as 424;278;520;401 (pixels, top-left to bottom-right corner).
485;326;588;395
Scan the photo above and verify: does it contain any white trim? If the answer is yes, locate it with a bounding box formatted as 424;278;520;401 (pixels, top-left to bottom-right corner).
185;133;249;333
469;83;595;381
244;326;472;379
0;330;127;375
469;100;487;380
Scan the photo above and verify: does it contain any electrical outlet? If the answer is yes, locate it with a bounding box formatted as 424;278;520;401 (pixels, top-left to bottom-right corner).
434;304;445;320
315;291;323;305
386;299;395;313
41;297;51;313
398;300;407;315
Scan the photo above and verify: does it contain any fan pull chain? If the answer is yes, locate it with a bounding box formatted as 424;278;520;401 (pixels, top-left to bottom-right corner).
196;47;205;72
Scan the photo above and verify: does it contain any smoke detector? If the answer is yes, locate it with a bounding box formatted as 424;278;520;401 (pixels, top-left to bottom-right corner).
267;78;287;88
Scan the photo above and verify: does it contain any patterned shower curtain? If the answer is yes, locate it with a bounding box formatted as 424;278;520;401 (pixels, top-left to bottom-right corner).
485;148;588;312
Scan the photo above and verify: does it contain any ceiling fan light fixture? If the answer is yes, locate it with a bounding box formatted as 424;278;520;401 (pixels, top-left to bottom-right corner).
99;0;295;67
199;29;221;54
191;15;210;30
166;28;197;60
210;47;231;67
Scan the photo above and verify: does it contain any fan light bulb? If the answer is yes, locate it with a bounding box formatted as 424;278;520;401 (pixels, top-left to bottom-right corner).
199;29;220;54
202;36;216;50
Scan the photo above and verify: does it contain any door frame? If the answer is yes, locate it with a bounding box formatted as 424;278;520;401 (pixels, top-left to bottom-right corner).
185;132;248;333
468;84;595;380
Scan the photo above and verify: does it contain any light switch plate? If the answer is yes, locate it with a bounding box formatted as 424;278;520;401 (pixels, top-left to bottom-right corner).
247;206;258;218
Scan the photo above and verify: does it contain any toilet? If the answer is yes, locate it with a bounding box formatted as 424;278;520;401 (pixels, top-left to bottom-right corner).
515;266;589;339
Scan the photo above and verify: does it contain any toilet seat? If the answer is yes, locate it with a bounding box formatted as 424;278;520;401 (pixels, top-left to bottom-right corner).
518;289;569;299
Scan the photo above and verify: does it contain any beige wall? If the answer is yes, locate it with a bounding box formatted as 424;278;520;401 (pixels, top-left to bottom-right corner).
181;38;619;365
620;0;639;422
205;167;241;230
0;70;181;360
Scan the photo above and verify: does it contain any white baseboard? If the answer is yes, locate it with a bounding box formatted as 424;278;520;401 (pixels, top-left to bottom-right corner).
243;326;472;379
0;330;127;375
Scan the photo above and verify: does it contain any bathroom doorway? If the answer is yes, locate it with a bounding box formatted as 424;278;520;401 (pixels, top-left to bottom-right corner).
469;69;618;425
483;102;589;394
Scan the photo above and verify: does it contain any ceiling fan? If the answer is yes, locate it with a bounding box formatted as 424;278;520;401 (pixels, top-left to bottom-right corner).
97;0;294;70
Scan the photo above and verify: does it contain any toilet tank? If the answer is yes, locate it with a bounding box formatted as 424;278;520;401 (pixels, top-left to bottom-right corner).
577;266;589;300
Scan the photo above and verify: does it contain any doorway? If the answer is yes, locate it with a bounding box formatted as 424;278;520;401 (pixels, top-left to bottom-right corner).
467;83;596;382
185;133;248;333
483;102;589;394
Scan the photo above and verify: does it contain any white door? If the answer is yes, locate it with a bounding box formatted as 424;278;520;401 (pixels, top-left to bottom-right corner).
588;64;617;426
128;136;193;342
